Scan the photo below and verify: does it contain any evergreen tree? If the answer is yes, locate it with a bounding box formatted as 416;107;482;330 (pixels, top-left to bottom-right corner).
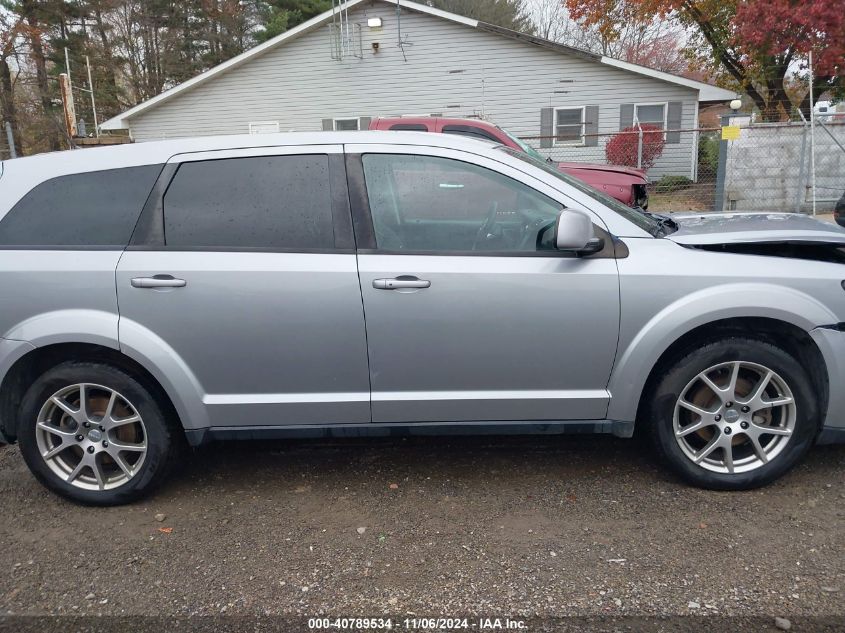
427;0;534;34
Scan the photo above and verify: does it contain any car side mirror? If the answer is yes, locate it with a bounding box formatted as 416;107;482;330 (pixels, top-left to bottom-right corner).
555;208;604;254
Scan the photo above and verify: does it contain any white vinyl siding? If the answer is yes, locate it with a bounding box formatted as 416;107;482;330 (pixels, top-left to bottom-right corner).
127;2;700;178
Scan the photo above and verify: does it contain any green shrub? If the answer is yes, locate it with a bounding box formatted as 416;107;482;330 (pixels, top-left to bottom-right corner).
654;175;694;193
697;133;720;177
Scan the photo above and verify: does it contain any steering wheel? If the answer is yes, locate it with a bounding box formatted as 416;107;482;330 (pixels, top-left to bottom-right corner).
519;213;556;250
472;201;500;251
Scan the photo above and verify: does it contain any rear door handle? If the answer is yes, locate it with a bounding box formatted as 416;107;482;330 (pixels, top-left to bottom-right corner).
131;275;187;289
373;277;431;290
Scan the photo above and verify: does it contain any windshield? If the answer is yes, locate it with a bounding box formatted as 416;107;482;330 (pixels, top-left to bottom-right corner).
499;147;662;235
499;127;546;162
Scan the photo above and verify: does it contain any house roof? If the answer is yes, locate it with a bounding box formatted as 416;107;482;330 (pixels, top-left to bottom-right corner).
101;0;736;131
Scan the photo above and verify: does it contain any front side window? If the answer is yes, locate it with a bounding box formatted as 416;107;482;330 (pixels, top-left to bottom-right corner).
362;154;561;253
163;155;334;249
0;165;163;247
501;147;662;234
555;107;585;145
635;103;666;130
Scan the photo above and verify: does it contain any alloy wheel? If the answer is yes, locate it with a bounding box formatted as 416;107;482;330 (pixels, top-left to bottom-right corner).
34;384;147;491
673;361;796;474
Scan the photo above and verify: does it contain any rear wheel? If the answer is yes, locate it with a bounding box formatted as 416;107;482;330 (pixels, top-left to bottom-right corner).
646;337;818;490
18;361;180;505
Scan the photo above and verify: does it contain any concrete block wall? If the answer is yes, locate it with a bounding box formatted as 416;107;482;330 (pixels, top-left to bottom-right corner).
724;120;845;213
722;120;845;213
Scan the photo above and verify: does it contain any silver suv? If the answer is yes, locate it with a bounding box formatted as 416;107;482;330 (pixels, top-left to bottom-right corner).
2;132;844;504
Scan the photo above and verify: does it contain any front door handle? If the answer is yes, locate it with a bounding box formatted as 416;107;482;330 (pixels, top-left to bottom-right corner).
131;275;187;289
373;277;431;290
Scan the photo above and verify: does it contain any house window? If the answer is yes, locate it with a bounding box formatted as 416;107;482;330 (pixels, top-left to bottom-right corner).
634;103;667;130
248;121;280;135
334;118;360;131
554;107;585;145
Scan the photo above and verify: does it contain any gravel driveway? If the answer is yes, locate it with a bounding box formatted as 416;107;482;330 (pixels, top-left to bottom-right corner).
0;435;843;630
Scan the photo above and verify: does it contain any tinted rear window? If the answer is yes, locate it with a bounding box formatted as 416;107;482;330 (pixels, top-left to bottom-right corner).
442;125;501;144
389;124;429;131
163;155;334;249
0;165;163;247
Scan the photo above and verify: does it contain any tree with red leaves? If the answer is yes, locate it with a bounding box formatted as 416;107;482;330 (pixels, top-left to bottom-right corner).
564;0;844;121
605;124;666;170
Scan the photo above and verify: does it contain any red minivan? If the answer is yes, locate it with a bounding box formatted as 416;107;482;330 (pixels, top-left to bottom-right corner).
370;116;649;209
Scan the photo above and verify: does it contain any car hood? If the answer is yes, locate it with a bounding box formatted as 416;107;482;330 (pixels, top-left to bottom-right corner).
557;162;647;179
666;212;845;246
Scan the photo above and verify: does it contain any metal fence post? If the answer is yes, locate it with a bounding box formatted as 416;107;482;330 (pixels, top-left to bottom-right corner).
4;122;16;159
794;122;808;213
636;123;643;169
713;114;731;212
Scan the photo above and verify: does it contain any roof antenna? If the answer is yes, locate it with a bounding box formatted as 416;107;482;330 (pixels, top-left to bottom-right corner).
397;0;410;62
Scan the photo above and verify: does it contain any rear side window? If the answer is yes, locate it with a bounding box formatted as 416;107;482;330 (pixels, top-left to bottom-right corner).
0;165;162;247
389;124;429;131
163;155;334;249
442;125;501;144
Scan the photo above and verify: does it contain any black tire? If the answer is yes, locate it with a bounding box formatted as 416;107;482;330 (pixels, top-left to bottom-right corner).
17;361;181;505
645;337;819;490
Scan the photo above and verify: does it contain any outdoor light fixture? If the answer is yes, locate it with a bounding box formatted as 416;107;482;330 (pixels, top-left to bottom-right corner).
730;98;742;111
368;17;383;28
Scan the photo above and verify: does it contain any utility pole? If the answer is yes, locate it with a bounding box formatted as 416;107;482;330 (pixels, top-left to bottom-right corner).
85;56;99;137
60;48;78;143
809;50;816;217
59;73;78;139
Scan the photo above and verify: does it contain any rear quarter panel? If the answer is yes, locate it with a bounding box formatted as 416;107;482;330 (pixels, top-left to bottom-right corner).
0;251;122;347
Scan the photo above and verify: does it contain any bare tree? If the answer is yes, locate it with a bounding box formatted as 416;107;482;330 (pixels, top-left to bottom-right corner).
526;0;690;74
0;11;25;155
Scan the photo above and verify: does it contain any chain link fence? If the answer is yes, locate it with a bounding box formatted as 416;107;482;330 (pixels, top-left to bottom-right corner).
519;116;845;215
719;115;845;214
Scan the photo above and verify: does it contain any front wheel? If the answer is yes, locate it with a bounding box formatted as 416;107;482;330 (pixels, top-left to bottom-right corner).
646;337;819;490
18;361;180;505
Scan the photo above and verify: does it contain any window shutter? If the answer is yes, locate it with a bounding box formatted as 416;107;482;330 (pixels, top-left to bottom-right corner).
584;106;599;147
666;102;683;143
322;119;334;131
619;104;634;130
359;116;372;130
540;107;554;148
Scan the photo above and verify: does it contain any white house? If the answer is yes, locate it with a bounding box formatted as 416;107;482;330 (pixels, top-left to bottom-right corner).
101;0;734;179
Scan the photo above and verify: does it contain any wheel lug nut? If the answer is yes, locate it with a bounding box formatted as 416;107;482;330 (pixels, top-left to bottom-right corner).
102;441;109;448
87;446;95;453
83;422;90;428
75;434;84;442
740;421;749;429
99;425;105;432
724;427;732;435
715;414;721;422
741;406;750;413
725;401;733;408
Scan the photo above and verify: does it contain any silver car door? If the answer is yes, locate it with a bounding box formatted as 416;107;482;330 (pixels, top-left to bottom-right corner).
347;144;621;424
116;145;371;428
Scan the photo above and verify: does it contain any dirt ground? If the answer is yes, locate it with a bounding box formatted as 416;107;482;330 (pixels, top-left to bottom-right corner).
0;434;843;630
